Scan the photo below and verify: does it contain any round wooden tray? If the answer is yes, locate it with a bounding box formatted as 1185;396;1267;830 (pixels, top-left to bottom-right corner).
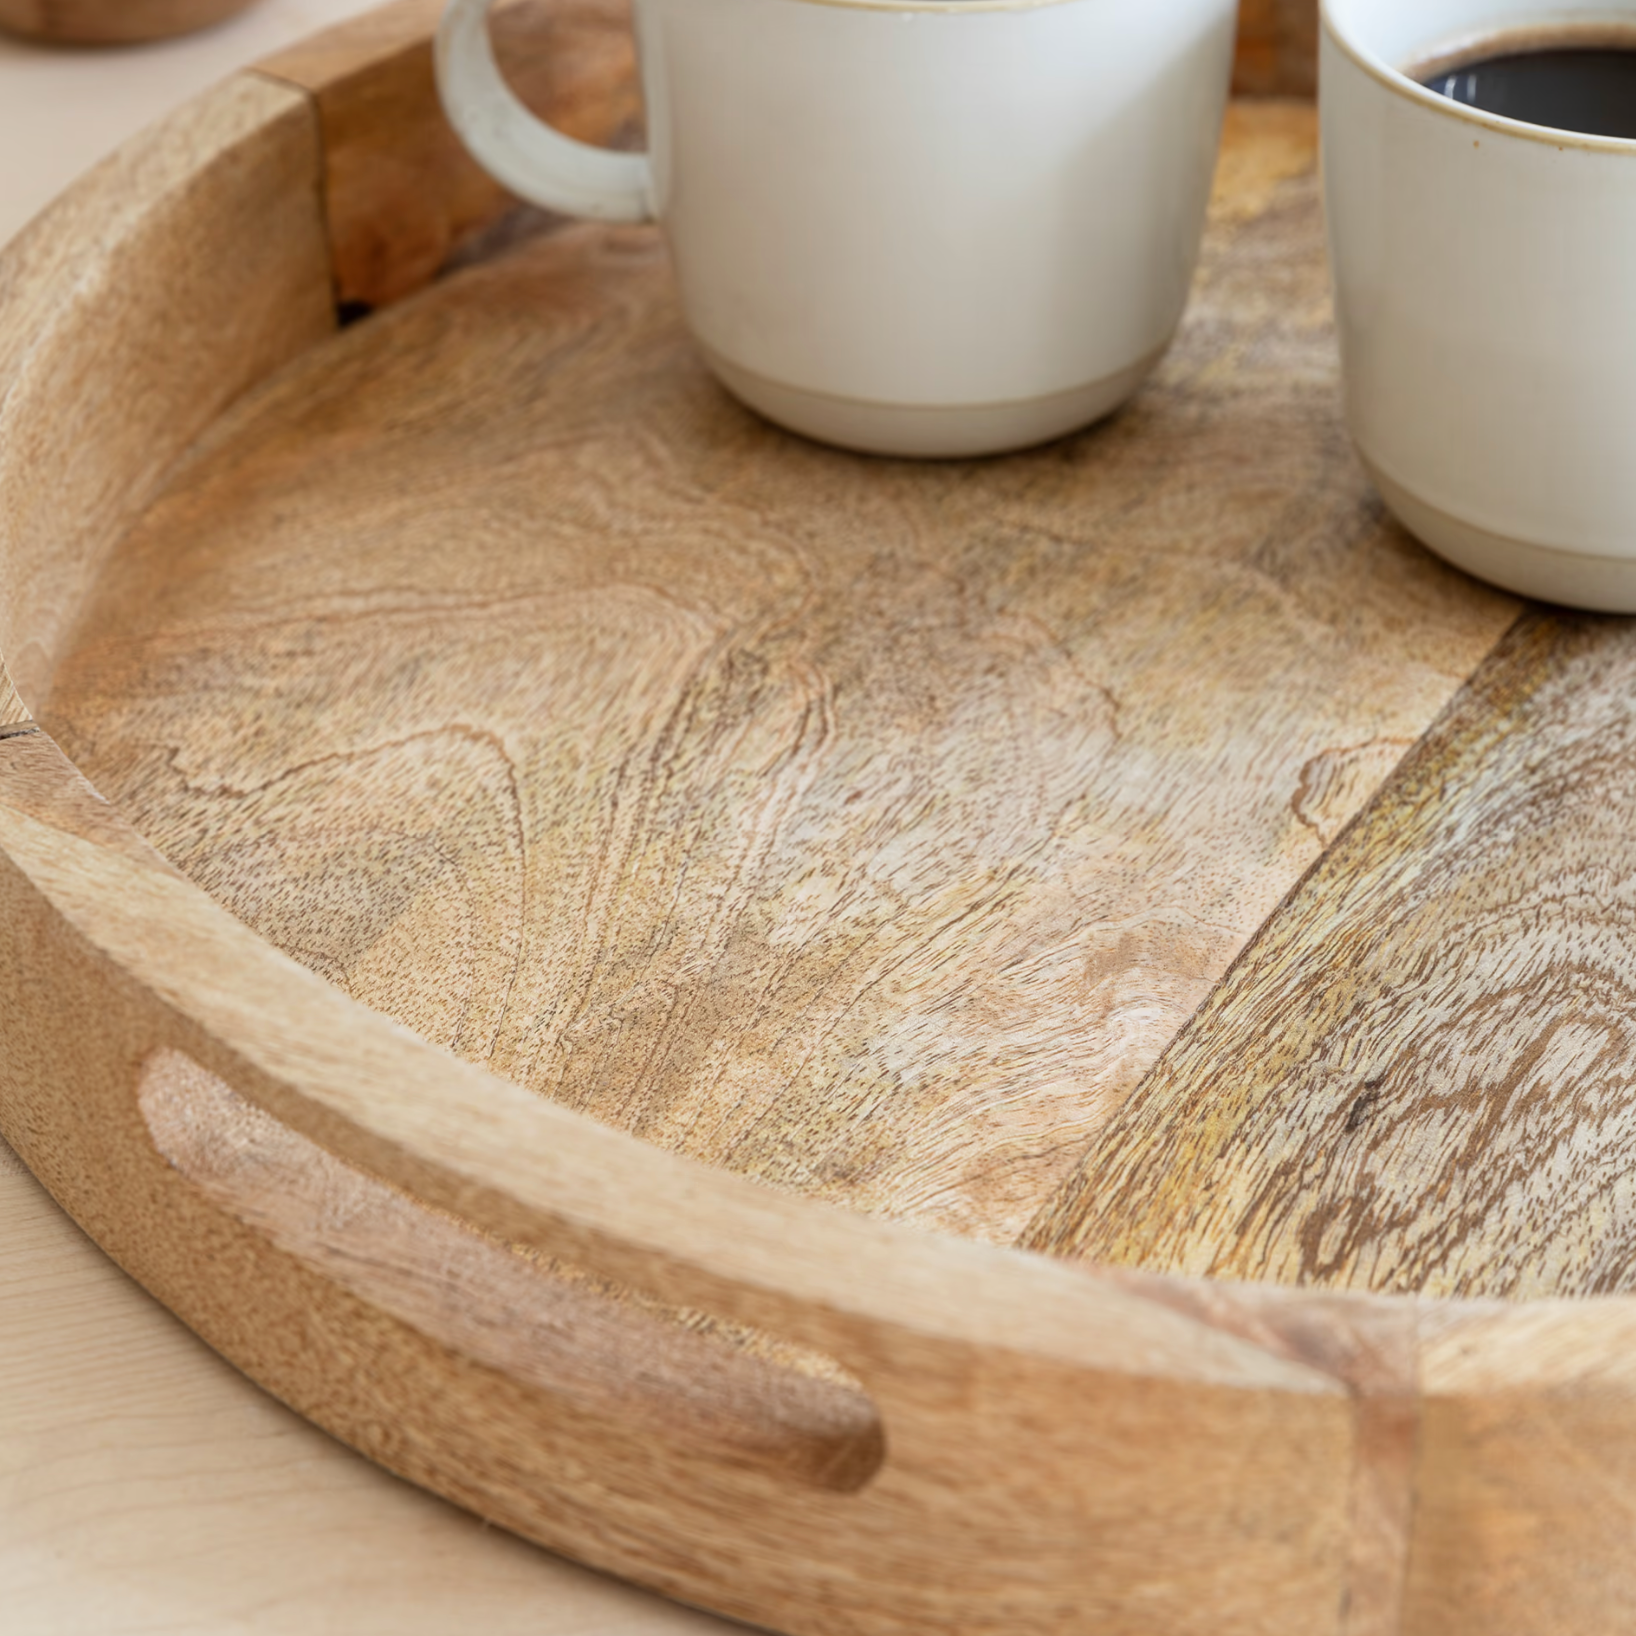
3;3;1633;1633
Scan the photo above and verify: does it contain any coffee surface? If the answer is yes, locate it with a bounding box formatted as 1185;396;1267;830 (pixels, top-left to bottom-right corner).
1421;47;1636;139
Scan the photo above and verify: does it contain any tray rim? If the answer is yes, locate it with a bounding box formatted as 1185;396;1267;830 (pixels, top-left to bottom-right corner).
0;6;1617;1633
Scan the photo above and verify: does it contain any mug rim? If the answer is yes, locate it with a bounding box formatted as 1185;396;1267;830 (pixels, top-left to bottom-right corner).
1321;0;1636;153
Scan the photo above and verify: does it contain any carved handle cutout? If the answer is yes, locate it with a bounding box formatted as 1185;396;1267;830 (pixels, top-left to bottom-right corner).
139;1049;885;1493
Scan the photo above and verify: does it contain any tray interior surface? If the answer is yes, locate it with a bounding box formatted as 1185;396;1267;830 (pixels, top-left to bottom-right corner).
11;16;1636;1631
43;106;1520;1270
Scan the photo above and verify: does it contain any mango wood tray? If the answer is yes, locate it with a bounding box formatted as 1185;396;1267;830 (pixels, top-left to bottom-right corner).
3;4;1634;1634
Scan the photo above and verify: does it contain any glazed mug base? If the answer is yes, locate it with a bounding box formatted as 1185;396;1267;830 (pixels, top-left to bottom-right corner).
1368;459;1636;614
703;345;1168;461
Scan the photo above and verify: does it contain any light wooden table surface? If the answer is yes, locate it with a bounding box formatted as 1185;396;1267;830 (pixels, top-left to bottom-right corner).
0;6;733;1630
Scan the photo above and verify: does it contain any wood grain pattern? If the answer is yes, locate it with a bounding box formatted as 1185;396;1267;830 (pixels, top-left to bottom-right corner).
1233;0;1319;97
140;1045;889;1494
42;104;1517;1248
0;661;25;729
9;2;1636;1629
1101;1271;1422;1636
0;73;332;718
0;68;1441;1629
0;723;1371;1636
256;0;640;310
0;0;257;42
1025;611;1636;1308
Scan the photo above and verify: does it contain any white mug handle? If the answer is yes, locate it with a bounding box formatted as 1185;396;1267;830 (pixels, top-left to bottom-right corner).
435;0;655;224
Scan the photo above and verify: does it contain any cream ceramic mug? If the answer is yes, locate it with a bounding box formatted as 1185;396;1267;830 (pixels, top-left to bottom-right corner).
436;0;1238;458
1324;0;1636;610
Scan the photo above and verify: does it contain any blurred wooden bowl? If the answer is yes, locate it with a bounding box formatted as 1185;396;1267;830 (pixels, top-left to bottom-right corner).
0;0;259;44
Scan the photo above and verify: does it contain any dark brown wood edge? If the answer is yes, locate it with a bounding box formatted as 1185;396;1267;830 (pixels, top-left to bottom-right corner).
1235;0;1320;97
254;0;641;312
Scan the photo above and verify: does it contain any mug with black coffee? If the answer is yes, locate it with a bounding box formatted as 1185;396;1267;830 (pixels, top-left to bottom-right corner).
1323;0;1636;610
1420;34;1636;139
436;0;1238;459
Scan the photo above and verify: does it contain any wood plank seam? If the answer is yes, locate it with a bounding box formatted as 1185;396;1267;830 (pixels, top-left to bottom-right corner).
1104;1273;1422;1636
245;67;344;314
1014;603;1636;1624
1017;610;1535;1271
53;96;1519;1255
1344;1348;1420;1636
253;0;643;311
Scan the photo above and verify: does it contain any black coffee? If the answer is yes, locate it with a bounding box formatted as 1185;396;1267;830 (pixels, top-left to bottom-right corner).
1421;45;1636;138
